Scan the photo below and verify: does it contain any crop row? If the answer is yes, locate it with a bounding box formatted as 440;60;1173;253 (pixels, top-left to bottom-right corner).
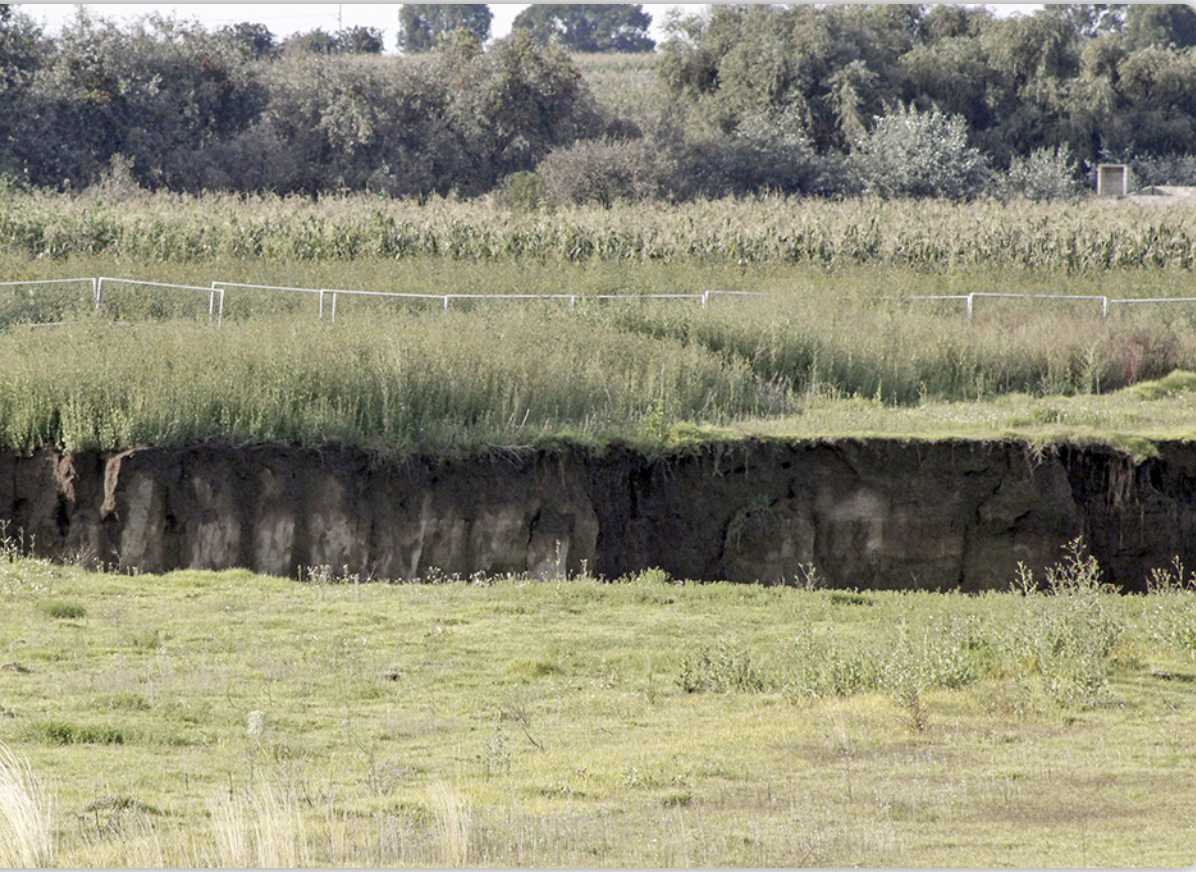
2;189;1194;270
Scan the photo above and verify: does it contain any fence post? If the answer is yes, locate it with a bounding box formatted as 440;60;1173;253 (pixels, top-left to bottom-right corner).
331;292;338;323
444;296;450;312
966;293;974;320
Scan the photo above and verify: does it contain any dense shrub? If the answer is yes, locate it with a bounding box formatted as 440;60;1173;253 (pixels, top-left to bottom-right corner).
536;137;665;205
847;104;991;200
1000;144;1086;202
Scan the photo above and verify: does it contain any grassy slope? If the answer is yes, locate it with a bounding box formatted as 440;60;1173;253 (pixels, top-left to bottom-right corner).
0;553;1193;867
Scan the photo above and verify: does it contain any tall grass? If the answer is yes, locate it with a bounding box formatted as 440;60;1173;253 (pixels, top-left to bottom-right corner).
0;307;770;453
5;269;1196;452
0;744;52;868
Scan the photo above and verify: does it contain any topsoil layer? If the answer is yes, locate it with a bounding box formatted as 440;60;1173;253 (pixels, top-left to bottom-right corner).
1;439;1191;592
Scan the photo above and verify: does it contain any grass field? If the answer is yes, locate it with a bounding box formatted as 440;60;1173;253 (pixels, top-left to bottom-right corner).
0;540;1193;868
4;256;1196;455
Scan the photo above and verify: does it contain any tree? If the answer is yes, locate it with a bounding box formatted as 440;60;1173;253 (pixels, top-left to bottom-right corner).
657;5;917;151
1040;5;1128;40
281;26;384;55
444;30;604;193
398;5;491;53
336;26;383;54
281;28;339;55
512;4;655;53
848;104;991;200
17;13;266;189
1123;4;1196;50
220;22;277;59
0;3;50;182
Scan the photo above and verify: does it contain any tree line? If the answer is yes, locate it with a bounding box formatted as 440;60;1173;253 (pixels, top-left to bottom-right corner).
0;3;1193;203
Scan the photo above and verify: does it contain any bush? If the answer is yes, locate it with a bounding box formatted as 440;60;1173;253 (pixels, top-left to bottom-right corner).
1127;152;1196;188
536;137;665;206
1000;144;1086;202
848;103;992;200
40;600;86;620
675;107;838;198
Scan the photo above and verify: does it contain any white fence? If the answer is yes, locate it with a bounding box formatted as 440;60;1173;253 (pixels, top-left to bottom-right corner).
0;278;98;326
211;282;763;322
3;277;1196;327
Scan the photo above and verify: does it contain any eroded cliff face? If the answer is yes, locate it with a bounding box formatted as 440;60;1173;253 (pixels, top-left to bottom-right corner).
1;439;1191;591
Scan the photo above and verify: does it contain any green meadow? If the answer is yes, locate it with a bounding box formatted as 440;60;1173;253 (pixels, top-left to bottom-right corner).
0;543;1194;867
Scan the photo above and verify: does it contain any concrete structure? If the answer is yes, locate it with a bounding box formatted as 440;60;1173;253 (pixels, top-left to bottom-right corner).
1097;164;1130;197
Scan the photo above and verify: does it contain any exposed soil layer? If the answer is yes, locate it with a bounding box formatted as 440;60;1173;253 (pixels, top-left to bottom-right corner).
1;440;1193;591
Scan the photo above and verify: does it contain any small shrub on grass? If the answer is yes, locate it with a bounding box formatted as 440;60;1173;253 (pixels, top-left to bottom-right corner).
31;719;132;745
39;600;86;620
676;640;768;693
997;539;1125;706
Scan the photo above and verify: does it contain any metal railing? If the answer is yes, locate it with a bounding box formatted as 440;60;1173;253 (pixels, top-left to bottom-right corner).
5;278;1196;328
0;278;99;326
96;277;225;326
210;282;767;322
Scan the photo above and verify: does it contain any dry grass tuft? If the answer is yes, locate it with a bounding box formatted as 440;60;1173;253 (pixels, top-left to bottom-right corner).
0;744;52;868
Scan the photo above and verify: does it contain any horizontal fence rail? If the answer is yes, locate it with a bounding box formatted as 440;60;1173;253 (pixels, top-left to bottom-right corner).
4;279;1195;327
97;277;225;326
0;278;99;326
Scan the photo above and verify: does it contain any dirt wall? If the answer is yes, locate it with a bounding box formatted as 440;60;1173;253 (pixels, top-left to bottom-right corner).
1;439;1192;591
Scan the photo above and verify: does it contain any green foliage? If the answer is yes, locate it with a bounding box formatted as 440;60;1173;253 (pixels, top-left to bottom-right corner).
218;22;276;59
5;6;1196;199
1001;143;1086;202
31;719;129;745
676;640;766;693
848;104;991;200
1123;3;1196;51
281;26;383;55
512;4;655;54
500;171;546;212
536;137;664;205
1003;539;1125;705
398;4;492;54
14;12;267;190
444;31;604;195
39;600;87;620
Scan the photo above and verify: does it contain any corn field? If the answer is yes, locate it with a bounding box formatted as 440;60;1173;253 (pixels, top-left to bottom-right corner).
2;189;1194;270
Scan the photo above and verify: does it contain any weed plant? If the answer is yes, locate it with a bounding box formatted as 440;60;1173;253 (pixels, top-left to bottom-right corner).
0;549;1192;866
